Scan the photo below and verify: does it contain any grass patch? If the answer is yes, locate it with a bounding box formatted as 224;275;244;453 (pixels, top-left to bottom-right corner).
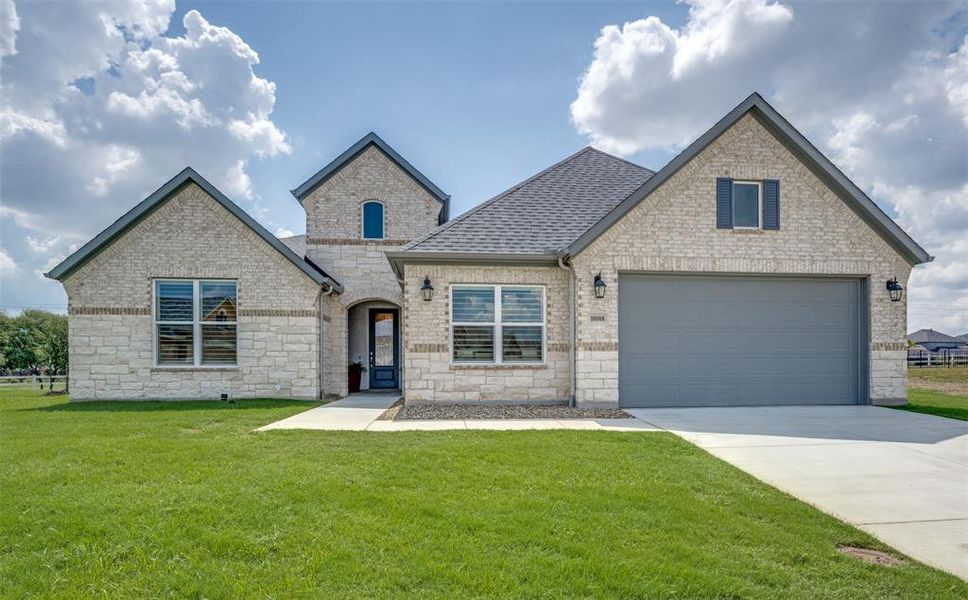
2;388;965;598
897;388;968;421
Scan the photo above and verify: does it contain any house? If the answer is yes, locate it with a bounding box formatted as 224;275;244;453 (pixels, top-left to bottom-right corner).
907;329;968;353
45;93;932;407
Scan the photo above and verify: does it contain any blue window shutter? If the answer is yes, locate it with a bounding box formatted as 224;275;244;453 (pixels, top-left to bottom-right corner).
716;178;733;229
763;179;780;230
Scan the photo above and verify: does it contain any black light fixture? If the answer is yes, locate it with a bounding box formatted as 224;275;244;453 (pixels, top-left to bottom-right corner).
886;278;903;302
420;275;435;302
593;273;607;299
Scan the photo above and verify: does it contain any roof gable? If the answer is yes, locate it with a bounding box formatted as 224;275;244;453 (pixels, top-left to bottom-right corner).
290;132;450;223
566;93;932;265
907;329;965;344
45;167;342;291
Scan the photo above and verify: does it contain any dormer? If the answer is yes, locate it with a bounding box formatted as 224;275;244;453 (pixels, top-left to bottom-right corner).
291;132;449;245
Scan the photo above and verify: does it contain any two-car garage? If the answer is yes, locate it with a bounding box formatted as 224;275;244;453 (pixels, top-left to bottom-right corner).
617;274;867;408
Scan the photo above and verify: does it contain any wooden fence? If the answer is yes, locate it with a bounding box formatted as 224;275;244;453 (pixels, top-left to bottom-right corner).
907;349;968;368
0;375;68;390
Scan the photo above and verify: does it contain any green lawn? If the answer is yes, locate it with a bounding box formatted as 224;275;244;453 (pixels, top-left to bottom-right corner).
2;388;965;598
900;389;968;421
902;367;968;421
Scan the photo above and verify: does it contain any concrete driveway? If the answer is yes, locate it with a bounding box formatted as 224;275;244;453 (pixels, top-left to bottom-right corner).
628;405;968;579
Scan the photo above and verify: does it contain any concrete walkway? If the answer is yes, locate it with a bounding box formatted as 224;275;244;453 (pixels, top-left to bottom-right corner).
629;405;968;580
258;392;401;431
258;394;658;432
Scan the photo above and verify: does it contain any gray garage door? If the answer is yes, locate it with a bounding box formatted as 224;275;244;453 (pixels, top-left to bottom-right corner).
618;275;864;408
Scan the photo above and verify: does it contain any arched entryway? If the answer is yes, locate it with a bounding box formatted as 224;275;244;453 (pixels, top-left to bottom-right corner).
346;299;401;391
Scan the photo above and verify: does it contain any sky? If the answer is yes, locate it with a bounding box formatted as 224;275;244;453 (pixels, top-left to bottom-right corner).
1;0;966;334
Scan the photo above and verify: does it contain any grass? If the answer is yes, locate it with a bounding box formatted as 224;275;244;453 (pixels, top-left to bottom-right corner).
2;389;965;598
900;389;968;421
901;367;968;421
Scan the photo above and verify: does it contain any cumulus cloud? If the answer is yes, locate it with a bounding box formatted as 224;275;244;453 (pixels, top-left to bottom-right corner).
572;0;968;333
0;1;291;313
0;0;19;58
0;249;16;274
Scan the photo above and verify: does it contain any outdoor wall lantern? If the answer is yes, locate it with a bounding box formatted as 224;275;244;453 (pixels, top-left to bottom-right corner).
420;276;435;302
593;273;607;299
886;278;904;302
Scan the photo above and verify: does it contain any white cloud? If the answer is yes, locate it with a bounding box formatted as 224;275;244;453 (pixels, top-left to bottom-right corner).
0;0;19;58
0;249;16;274
25;236;60;254
0;1;292;312
572;0;968;333
275;227;295;238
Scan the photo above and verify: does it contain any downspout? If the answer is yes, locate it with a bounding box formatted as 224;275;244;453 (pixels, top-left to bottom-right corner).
317;282;336;399
558;253;577;408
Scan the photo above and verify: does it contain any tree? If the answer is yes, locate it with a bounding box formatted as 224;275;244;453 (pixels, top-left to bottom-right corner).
39;316;69;392
6;325;40;376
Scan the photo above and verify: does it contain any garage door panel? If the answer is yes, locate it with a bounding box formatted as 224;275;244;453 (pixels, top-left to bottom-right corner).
619;275;863;408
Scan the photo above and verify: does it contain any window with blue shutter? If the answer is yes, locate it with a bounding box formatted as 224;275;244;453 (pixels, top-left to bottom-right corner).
763;179;780;230
716;178;733;229
717;178;780;230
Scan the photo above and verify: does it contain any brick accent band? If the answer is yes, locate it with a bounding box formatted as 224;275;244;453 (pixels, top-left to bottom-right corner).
578;341;618;352
306;238;408;246
238;309;318;318
547;342;570;353
70;306;150;316
450;364;548;371
410;343;449;353
871;342;907;351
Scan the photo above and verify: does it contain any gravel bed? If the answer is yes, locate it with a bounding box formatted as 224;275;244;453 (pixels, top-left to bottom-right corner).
391;404;631;421
376;398;404;421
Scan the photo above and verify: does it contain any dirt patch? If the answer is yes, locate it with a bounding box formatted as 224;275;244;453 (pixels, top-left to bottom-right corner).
837;545;904;567
908;367;968;396
392;403;631;421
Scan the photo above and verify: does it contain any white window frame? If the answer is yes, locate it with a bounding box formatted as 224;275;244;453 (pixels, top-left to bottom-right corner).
153;278;238;368
449;284;546;365
361;200;385;240
732;180;762;229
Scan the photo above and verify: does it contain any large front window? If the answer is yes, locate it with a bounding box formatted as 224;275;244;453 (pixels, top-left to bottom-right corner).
451;285;544;364
155;280;238;366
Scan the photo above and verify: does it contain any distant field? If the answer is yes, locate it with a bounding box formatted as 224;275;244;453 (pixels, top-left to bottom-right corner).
903;367;968;421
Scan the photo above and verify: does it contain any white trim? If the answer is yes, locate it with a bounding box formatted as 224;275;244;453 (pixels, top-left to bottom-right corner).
153;278;238;367
361;200;386;240
449;284;546;366
732;180;763;229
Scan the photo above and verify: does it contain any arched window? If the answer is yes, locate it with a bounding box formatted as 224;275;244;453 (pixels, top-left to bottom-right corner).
362;201;384;239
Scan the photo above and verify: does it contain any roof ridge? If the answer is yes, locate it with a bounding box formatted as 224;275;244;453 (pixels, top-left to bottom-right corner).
585;146;656;175
402;146;598;251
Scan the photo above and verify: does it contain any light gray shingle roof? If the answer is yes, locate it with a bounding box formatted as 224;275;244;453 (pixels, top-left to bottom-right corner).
402;147;654;254
907;329;965;344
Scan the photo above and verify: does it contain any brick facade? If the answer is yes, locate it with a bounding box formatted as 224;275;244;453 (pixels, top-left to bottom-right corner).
570;114;912;406
63;183;323;400
401;264;572;403
302;144;442;396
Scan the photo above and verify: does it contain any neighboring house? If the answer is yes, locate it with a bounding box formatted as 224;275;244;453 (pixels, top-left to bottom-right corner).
907;329;968;353
46;93;932;407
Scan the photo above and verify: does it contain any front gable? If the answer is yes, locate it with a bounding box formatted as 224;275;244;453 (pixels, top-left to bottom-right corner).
46;168;338;291
568;94;931;267
292;133;450;245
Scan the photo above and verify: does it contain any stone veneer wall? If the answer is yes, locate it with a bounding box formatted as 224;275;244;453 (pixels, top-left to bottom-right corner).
570;113;913;407
63;183;323;400
302;143;443;397
402;264;572;403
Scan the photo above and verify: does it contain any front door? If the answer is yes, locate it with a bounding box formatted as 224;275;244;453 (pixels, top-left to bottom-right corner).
368;308;399;389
